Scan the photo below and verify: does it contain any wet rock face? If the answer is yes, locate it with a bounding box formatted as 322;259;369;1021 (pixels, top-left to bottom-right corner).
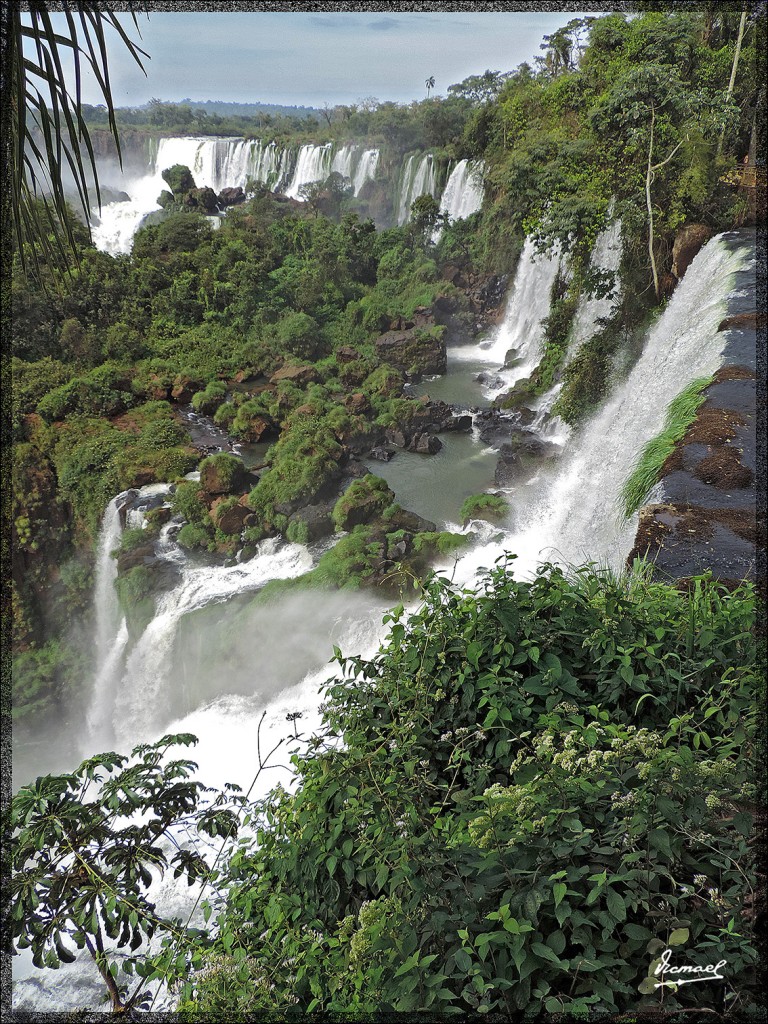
628;330;759;583
671;224;712;281
287;503;335;542
218;186;246;207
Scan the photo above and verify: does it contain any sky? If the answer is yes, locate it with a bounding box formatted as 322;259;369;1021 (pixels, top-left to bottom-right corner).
48;8;591;109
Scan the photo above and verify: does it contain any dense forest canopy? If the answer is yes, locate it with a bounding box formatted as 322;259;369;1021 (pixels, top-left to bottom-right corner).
8;5;765;1017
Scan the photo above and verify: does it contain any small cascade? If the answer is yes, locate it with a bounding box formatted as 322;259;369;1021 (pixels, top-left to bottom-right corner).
351;149;380;193
283;143;334;199
567;217;623;358
437;159;485;227
453;238;561;400
396;153;438;225
530;218;624;427
84;493;129;751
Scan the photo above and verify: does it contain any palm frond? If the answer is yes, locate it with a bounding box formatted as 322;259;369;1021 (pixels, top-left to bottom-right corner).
7;2;149;281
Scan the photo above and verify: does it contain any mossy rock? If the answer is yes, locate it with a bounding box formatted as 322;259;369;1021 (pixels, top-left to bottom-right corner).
332;475;395;532
460;493;510;526
199;453;248;495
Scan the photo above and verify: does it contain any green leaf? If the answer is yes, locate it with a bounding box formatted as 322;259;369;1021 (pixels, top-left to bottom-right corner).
553;882;567;908
648;828;673;860
669;927;689;946
454;948;473;973
733;812;753;837
605;887;626;922
638;976;658;995
531;941;562;965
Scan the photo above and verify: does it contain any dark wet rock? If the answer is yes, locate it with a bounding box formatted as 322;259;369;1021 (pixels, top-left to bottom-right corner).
218;186;246;207
408;432;443;455
287;503;334;542
627;503;759;582
494;449;523;487
718;311;766;333
338;423;385;455
671;223;712;281
505;431;560;460
369;446;395;462
475;410;525;447
183;186;219;212
475;371;506;390
384;507;437;535
385;427;409;449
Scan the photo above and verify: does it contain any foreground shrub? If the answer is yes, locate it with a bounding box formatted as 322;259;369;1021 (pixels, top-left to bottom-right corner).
180;562;759;1016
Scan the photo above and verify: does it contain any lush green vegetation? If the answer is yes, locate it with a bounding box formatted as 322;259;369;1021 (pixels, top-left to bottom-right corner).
9;565;761;1015
619;376;714;519
460;493;510;525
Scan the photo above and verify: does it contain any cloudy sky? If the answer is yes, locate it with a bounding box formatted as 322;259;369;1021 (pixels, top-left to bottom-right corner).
50;8;590;109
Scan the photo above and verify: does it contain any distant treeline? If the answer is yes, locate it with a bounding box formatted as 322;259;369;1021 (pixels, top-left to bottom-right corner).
177;98;322;119
80;98;324;136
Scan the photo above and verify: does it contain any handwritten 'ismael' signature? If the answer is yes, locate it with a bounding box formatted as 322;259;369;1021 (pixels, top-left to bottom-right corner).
653;947;727;988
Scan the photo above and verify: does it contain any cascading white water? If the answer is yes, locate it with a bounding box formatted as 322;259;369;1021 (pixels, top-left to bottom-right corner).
453;232;753;582
437;159;485;227
283;143;334;199
567;218;623;357
396;153;438;225
529;218;624;428
351;149;380;194
84;493;129;751
453;237;561;398
91;137;381;254
110;537;314;746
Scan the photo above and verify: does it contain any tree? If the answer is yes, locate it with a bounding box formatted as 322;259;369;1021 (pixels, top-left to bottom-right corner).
425;75;435;98
447;69;509;105
3;3;149;276
590;61;735;299
9;735;242;1013
410;193;446;242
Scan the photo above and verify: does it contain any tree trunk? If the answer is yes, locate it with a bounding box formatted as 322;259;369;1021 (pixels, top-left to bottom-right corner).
86;930;125;1013
717;10;748;156
646;108;660;301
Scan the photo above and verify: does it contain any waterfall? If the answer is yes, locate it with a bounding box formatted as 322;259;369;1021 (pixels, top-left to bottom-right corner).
351;149;380;194
90;135;300;254
530;217;624;427
437;159;485;227
567;217;623;358
396;153;438;225
84;493;129;751
283;143;334;199
453;237;561;400
453;232;753;582
110;536;314;746
13;231;754;1014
